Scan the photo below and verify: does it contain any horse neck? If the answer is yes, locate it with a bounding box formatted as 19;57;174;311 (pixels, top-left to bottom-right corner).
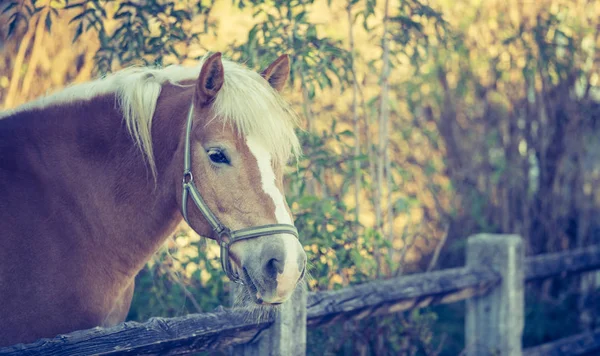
5;85;192;281
97;83;195;275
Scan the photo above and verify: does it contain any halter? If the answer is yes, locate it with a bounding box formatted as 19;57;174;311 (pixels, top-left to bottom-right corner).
181;104;299;284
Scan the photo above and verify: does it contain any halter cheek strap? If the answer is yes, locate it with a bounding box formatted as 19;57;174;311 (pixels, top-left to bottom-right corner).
181;104;299;284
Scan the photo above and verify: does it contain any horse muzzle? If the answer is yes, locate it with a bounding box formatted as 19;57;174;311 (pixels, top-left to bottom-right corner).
231;233;306;305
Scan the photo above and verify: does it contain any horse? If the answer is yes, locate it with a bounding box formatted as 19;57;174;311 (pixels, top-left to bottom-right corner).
0;53;307;347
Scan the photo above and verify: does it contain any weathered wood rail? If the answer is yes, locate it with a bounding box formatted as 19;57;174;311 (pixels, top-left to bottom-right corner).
525;244;600;281
307;266;500;328
0;267;500;355
524;328;600;356
1;234;599;355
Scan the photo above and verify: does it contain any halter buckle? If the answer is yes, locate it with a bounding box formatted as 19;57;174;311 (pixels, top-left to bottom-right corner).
218;228;244;285
218;227;232;246
183;170;193;184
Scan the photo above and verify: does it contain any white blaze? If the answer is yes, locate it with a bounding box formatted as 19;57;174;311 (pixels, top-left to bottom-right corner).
246;135;302;298
246;135;293;225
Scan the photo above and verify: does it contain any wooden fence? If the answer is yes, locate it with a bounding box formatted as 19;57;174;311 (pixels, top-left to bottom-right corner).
1;234;600;355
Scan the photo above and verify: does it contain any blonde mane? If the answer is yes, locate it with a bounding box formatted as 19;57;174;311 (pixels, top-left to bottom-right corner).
1;57;302;178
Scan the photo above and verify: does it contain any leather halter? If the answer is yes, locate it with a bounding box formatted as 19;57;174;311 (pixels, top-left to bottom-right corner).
181;104;299;284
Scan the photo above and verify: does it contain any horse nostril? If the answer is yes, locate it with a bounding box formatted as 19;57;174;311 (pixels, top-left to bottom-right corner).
264;257;284;278
261;242;286;278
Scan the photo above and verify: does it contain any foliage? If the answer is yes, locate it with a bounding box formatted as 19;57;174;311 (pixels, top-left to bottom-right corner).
3;0;216;73
424;0;600;267
230;0;353;98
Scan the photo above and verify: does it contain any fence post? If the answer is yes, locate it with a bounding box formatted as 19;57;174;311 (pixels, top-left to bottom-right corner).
466;234;524;356
231;282;307;356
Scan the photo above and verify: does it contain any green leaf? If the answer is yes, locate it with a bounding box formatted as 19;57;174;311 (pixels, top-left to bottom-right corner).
64;2;84;10
1;2;17;15
338;130;355;137
297;195;319;207
294;10;306;22
7;13;20;37
45;13;52;31
114;11;132;20
72;21;83;42
24;4;34;16
69;9;93;24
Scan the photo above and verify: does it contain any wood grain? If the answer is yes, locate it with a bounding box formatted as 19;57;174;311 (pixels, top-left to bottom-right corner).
525;245;600;281
3;243;600;355
0;267;500;355
306;266;501;327
523;328;600;356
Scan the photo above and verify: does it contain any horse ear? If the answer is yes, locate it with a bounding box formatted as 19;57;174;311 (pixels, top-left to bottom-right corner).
261;55;290;92
196;52;224;105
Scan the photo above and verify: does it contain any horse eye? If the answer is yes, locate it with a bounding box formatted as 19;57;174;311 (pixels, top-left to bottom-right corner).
208;149;229;165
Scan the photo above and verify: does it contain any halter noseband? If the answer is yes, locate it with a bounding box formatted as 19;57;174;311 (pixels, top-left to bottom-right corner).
181;104;299;284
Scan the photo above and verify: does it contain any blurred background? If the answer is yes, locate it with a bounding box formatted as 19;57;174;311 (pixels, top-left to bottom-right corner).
1;0;599;354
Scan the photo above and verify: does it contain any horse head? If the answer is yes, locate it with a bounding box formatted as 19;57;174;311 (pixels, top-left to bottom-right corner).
176;53;307;305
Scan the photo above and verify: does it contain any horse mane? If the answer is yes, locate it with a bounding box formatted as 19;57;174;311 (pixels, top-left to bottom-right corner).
1;56;302;178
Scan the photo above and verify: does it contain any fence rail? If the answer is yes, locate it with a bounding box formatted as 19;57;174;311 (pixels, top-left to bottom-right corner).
307;266;500;327
523;328;600;356
1;234;599;355
0;309;271;356
0;267;500;355
525;244;600;281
